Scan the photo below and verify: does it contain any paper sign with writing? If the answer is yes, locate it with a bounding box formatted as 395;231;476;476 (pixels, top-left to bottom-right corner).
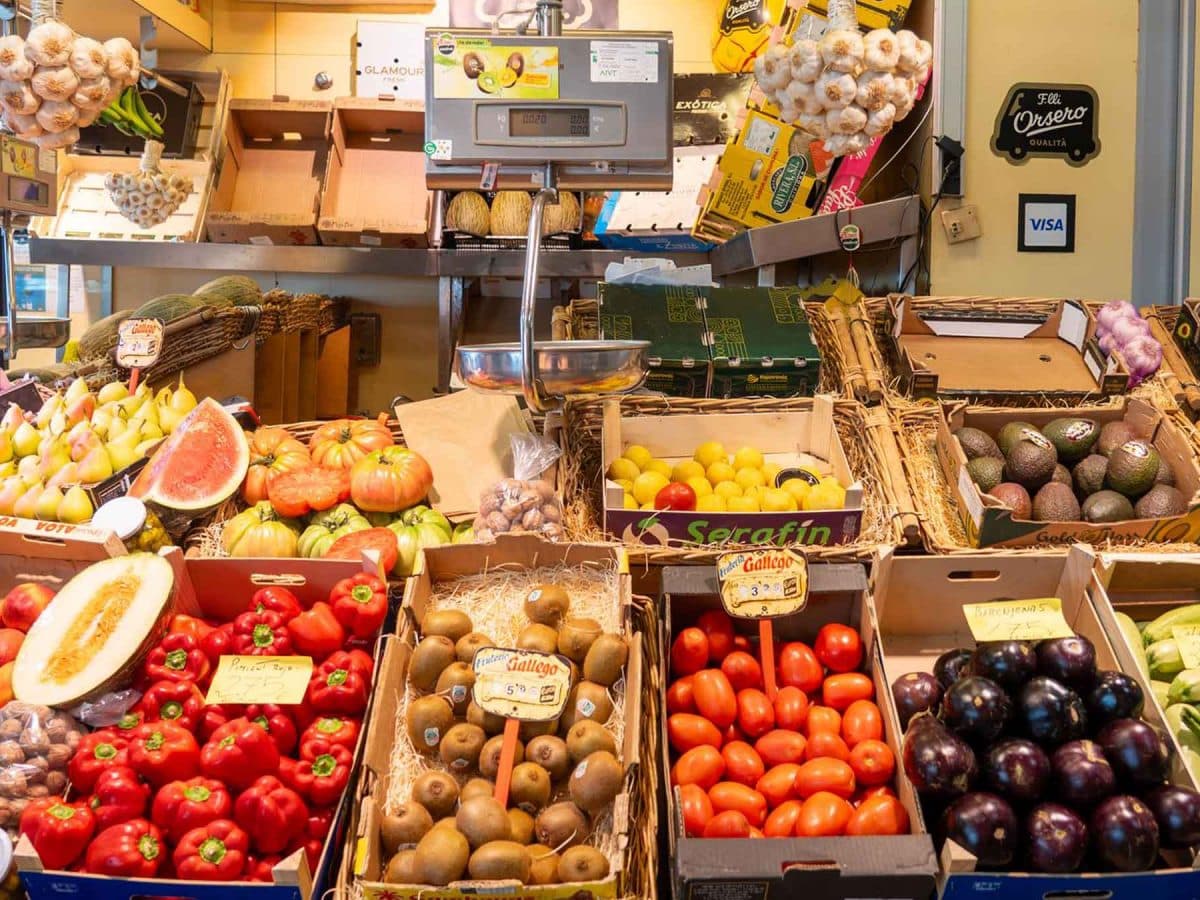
717;549;808;619
472;647;572;722
205;655;313;705
1174;626;1200;670
116;318;165;369
963;598;1074;643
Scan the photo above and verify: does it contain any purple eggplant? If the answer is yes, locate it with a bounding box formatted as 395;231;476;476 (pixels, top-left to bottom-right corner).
970;641;1037;693
941;792;1020;868
1089;794;1159;872
1142;784;1200;849
903;713;978;798
1052;740;1116;807
1096;718;1169;790
941;676;1013;747
892;672;944;730
1017;676;1087;747
1025;803;1088;873
935;648;974;690
1085;671;1144;728
1036;636;1097;692
983;739;1051;804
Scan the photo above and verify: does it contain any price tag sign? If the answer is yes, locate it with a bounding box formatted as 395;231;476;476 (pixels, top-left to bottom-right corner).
205;655;313;705
1173;625;1200;669
116;318;164;369
718;550;809;619
963;598;1074;643
472;647;572;722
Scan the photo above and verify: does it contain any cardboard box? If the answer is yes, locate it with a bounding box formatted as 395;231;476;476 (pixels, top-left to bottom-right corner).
937;398;1200;548
800;0;914;32
888;295;1130;401
1170;299;1200;381
353;20;428;101
601;395;864;547
0;516;126;577
673;73;754;147
872;547;1200;899
206;100;331;246
318;98;430;249
660;564;937;900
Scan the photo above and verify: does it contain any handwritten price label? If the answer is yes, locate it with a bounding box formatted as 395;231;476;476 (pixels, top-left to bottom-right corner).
962;598;1074;643
116;317;164;369
717;550;808;619
472;647;572;722
204;655;313;705
1173;626;1200;669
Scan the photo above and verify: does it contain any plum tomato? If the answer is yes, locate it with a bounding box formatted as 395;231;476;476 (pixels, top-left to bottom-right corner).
732;635;752;653
666;676;697;715
764;800;804;837
846;794;909;835
693;670;738;730
721;742;765;789
797;791;854;837
854;784;897;807
672;745;725;791
722;723;747;746
697;610;735;663
668;714;722;754
814;624;863;674
805;730;851;763
806;706;842;737
795;758;856;800
736;689;775;739
849;739;895;786
672;629;710;677
822;673;874;711
778;642;823;693
755;763;802;808
708;782;768;827
703;810;751;838
755;729;807;767
679;783;713;837
773;686;809;732
721;651;764;692
841;699;883;747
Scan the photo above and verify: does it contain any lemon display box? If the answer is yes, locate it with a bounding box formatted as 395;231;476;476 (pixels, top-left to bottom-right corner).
601;395;864;548
707;285;822;398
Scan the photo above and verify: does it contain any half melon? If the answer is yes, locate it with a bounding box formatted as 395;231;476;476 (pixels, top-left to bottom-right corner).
13;554;174;707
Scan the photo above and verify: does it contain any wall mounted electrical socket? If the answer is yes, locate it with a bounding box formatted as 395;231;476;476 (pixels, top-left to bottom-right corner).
941;205;982;244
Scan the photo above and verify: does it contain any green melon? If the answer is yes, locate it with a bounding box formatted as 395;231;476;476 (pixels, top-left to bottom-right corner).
193;275;262;308
77;309;133;361
133;293;206;324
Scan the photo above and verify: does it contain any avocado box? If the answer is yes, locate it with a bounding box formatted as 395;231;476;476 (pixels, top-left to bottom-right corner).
660;564;937;900
937;398;1200;548
1170;298;1200;384
601;395;864;548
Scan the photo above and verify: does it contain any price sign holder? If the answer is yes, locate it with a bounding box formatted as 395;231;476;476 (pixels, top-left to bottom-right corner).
718;550;809;700
115;317;165;393
962;597;1075;643
204;655;314;705
472;647;572;806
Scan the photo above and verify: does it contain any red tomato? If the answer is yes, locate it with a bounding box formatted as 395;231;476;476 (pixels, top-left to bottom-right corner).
854;784;897;807
805;730;850;763
694;670;738;730
268;467;350;518
796;791;854;837
721;742;765;788
697;610;735;663
672;629;710;677
656;483;697;511
703;810;751;838
732;635;752;653
846;794;909;836
666;676;697;715
679;783;713;837
795;758;856;800
672;745;725;791
806;706;842;737
842;700;883;747
773;686;809;731
813;623;863;674
755;730;807;768
708;782;767;827
325;528;399;574
720;651;764;692
736;689;775;739
822;673;874;711
763;800;803;837
668;714;722;754
778;642;823;693
849;740;895;786
722;722;747;746
755;763;801;808
748;826;764;839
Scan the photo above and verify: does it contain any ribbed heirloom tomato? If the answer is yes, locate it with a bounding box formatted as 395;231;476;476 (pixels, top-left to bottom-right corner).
309;415;394;469
736;689;774;738
672;745;725;791
778;642;823;693
349;446;434;514
720;651;763;692
797;792;854;837
696;610;735;663
708;782;767;827
842;700;883;747
693;670;738;730
721;742;765;788
666;676;697;715
668;714;722;754
679;784;713;837
813;623;863;673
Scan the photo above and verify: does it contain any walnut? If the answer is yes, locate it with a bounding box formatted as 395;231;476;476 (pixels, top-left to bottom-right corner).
44;771;67;795
541;522;564;541
485;511;511;533
43;717;70;744
26;784;48;798
521;508;545;530
45;745;71;770
0;769;27;798
517;488;541;511
0;720;21;741
534;479;556;501
500;499;524;521
24;756;48;782
479;492;501;516
9;796;27;818
541;502;562;523
497;478;523;495
0;798;12;826
0;742;23;767
65;731;82;751
19;730;50;756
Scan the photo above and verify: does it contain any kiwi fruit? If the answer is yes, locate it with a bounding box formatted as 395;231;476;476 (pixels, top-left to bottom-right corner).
507;807;535;845
480;735;524;779
412;825;469;886
384;849;418;884
422;609;474;642
468;840;531;881
406;695;455;753
381;802;433;854
583;633;628;686
409;636;456;692
517;623;560;655
461;777;496;802
456;631;494;664
435;662;476;716
432;816;459;831
558;618;603;663
456;795;512;848
534;801;591;849
560;681;614;730
527;844;561;885
467;701;507;736
439;722;487;773
520;718;559;742
412;771;460;819
558;845;610;883
524;584;570;625
462;51;484;79
509;762;552;813
525;735;570;780
566;719;617;764
569;750;623;813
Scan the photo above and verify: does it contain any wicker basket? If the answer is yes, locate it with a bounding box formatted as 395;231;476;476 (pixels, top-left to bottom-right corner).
1143;304;1200;418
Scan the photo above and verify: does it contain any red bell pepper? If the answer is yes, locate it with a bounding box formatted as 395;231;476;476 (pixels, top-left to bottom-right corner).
230;609;294;657
249;587;303;622
128;722;200;788
340;648;375;678
88;766;150;831
68;730;130;793
329;574;388;639
245;853;283;883
307;654;370;716
280;741;352;807
173;818;249;882
201;623;234;664
170;614;215;644
136;679;205;732
151;776;233;843
19;799;95;870
244;704;298;756
84;819;165;878
144;633;211;685
233;775;308;854
303;806;334;872
286;602;346;660
200;717;281;791
114;711;143;734
300;716;360;755
197;704;243;742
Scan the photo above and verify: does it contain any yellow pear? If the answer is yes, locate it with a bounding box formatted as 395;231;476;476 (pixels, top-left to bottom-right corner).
155;385;173;407
97;381;129;405
118;392;146;418
46;462;78;489
34;485;62;521
106;416;127;440
16;455;39;483
0;404;24;433
0;461;14;480
158;406;186;434
137;420;163;442
13;482;42;519
170;375;197;413
76;447;114;483
58;485;94;524
0;430;12;464
105;430;142;472
90;408;113;438
64;392;95;426
35;392;62;429
69;426;102;463
48;409;67;436
12;422;39;458
64;377;89;404
132;400;160;430
0;476;24;515
38;439;70;479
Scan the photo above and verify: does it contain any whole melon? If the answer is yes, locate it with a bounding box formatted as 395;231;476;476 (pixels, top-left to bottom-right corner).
490;191;534;236
446;192;491;237
542;191;581;236
193;275;262;308
78;309;133;361
133;293;206;324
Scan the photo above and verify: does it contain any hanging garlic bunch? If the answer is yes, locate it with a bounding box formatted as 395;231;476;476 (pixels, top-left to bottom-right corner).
104;139;191;229
752;0;931;157
0;0;140;150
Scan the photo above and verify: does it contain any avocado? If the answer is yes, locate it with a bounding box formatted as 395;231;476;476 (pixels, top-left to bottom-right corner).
1073;454;1109;497
955;427;1003;461
991;483;1032;519
1106;440;1161;497
1081;490;1135;524
1155;456;1177;486
1004;436;1058;492
967;457;1005;493
1051;464;1073;487
997;421;1039;456
1134;484;1188;519
1032;482;1082;522
1097;421;1138;457
1041;418;1100;463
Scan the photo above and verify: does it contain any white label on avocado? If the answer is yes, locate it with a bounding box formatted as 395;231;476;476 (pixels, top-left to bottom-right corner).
1120;441;1150;458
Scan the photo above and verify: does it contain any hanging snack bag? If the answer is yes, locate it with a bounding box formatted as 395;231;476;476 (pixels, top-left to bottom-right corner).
474;433;564;542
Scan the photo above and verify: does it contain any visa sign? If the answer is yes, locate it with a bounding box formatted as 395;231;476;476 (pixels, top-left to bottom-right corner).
1021;198;1073;251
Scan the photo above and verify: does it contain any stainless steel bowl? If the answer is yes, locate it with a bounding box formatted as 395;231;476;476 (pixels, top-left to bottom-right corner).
0;317;71;350
458;340;651;398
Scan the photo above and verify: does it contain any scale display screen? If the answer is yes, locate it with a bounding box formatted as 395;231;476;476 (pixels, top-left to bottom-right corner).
509;107;591;138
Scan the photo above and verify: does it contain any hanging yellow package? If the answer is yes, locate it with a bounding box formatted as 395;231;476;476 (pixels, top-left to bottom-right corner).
711;0;791;74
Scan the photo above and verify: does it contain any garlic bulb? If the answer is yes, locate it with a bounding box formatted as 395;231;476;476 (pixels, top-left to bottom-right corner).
35;124;77;149
788;39;823;83
825;132;870;156
107;140;192;228
888;74;915;110
796;112;828;140
785;79;823;116
102;37;138;87
69;37;108;80
863;29;900;71
864;102;896;136
0;36;33;82
816;70;857;109
73;75;110;110
776;100;798;124
35;98;77;132
31;65;80;102
754;43;792;93
76;105;100;127
0;80;39;115
826;104;867;135
25;21;73;68
819;29;864;73
4;110;41;137
856;71;893;110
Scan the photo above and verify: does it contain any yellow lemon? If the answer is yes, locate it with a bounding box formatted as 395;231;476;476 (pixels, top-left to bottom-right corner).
607;457;641;482
672;460;706;483
622;445;653;470
760;487;799;512
694;441;727;469
732;446;765;470
798;465;826;483
782;478;812;505
696;494;728;512
640;500;657;510
615;478;634;493
726;494;761;512
714;481;743;500
623;493;638;509
706;461;736;484
735;467;766;491
804;481;847;511
686;476;713;498
762;462;782;485
633;471;670;506
645;459;673;479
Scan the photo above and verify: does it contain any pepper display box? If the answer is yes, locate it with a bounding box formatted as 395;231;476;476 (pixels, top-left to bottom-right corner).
871;547;1200;900
936;398;1200;548
601;395;864;548
660;564;937;900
